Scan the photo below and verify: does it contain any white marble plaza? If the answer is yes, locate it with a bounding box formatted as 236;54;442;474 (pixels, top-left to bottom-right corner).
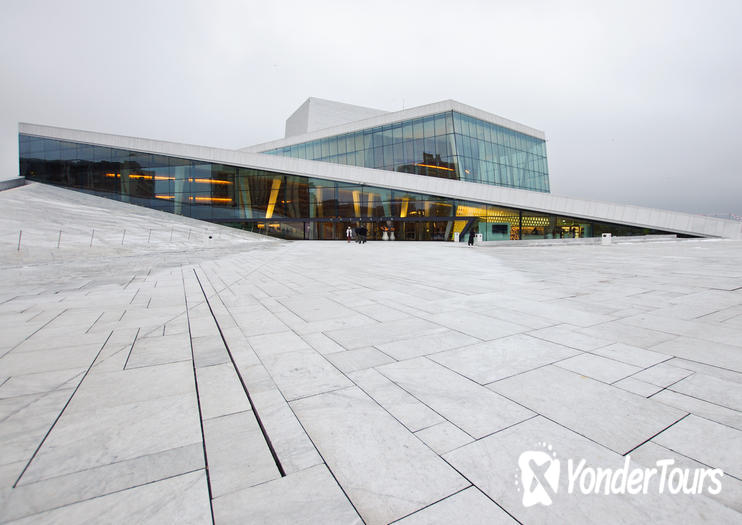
1;183;741;523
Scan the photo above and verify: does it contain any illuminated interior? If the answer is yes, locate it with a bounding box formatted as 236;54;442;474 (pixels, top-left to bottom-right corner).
19;134;680;242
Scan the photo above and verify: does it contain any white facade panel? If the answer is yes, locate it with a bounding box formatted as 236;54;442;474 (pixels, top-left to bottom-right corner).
285;98;387;138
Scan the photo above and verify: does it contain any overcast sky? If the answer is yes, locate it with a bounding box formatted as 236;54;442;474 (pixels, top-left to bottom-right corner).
2;0;740;216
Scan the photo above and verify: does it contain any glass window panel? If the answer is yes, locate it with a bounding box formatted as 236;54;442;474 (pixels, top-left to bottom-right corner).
435;136;449;158
464;116;475;136
402;121;413;141
445;112;455;135
392;124;402;142
412;139;425;161
393;142;404;165
28;136;45;154
19;138;31;157
381;126;394;147
92;146;111;162
495;127;505;146
452;112;462;135
477;120;486;141
413;119;424;139
383;145;393;166
461;138;471;158
403;141;414;163
484;123;493;143
76;144;94;162
423;116;435;138
373;147;384;166
421;137;434;157
434;114;446;136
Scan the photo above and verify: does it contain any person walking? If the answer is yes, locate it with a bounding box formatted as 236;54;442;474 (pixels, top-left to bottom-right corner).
468;228;476;246
346;225;353;243
359;225;368;243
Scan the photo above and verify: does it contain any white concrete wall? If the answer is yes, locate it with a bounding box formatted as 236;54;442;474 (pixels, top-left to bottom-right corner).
20;123;742;240
285;98;387;138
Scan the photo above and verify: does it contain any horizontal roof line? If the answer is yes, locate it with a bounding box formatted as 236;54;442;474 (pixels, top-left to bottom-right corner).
240;99;547;152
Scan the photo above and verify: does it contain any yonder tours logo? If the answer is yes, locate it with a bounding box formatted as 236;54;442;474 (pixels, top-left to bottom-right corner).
515;442;724;507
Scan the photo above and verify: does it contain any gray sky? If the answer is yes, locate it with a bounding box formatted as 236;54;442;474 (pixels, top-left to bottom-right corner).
2;0;740;216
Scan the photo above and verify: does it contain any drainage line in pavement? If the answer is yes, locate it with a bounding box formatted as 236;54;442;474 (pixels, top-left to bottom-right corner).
181;269;216;524
193;269;286;477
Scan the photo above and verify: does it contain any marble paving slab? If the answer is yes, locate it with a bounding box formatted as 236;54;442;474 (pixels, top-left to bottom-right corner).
430;333;579;384
9;470;211;524
630;441;742;514
652;415;742;479
348;368;444;432
377;357;534;438
445;416;739;524
555;353;641;384
202;410;280;498
668;373;742;412
395;486;515;524
489;365;687;454
212;464;361;525
650;336;742;373
290;386;469;525
324;317;444;350
375;330;479;361
259;348;352;401
0;443;203;522
590;342;670;368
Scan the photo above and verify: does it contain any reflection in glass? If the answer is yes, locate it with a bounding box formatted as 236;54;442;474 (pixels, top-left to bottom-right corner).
20;134;679;242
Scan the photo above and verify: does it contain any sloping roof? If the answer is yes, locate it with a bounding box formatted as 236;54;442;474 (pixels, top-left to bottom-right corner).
19;122;742;240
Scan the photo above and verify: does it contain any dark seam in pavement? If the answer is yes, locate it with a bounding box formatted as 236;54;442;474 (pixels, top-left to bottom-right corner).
12;330;113;488
192;268;286;477
181;267;216;525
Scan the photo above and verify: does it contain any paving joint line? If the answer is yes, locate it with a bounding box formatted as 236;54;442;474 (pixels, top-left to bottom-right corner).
122;327;141;370
192;267;286;477
12;330;113;488
10;309;68;350
198;264;365;521
180;267;216;525
623;413;691;456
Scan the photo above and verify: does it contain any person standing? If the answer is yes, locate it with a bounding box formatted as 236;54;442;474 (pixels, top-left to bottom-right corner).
346;225;353;243
468;228;476;246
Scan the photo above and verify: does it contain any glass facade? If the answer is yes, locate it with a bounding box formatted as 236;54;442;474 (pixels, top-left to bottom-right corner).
19;133;674;241
262;111;550;193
